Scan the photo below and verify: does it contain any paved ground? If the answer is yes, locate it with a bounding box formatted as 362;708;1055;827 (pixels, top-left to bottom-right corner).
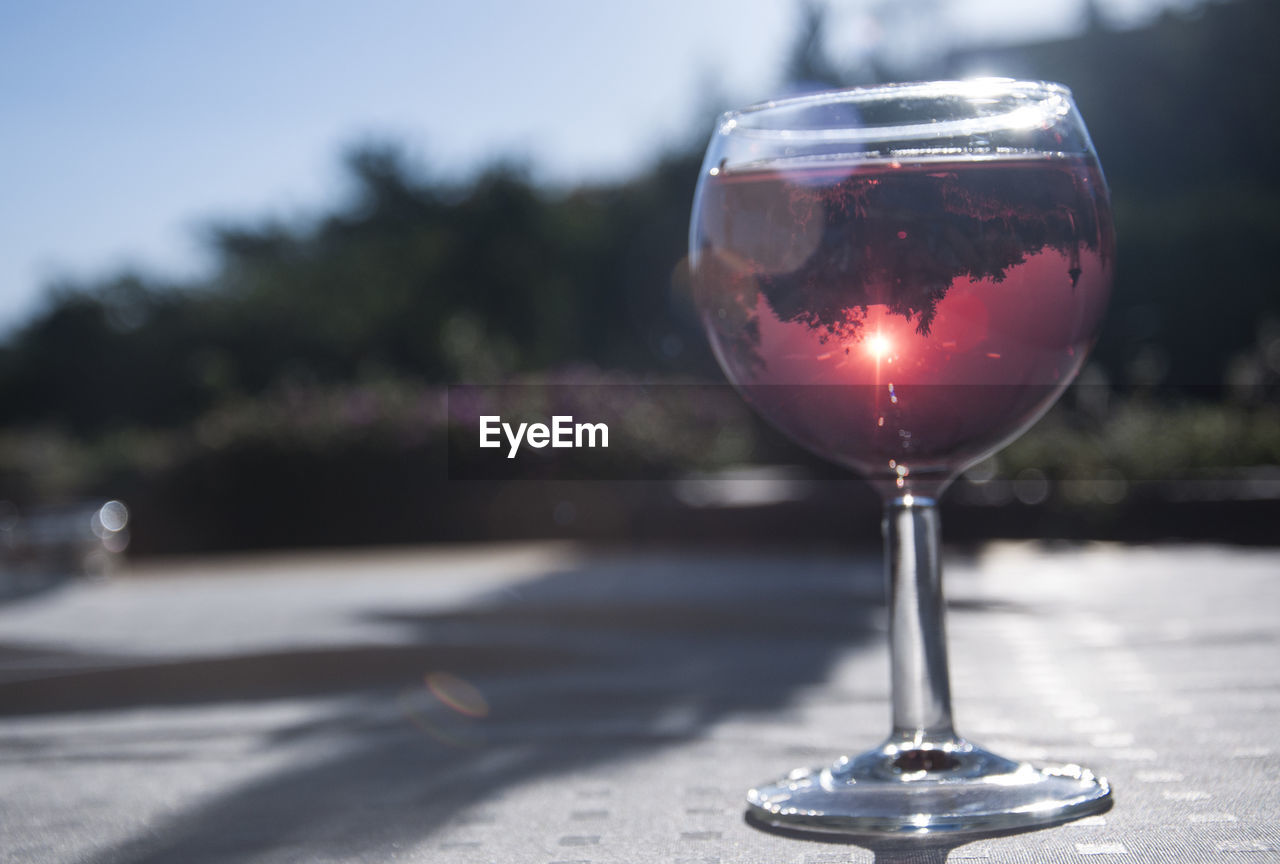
1;542;1277;863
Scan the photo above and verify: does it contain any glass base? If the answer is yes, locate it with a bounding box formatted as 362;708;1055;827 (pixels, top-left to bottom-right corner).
746;737;1111;836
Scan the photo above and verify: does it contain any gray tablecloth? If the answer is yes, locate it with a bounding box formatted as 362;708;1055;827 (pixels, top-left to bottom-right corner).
2;542;1277;862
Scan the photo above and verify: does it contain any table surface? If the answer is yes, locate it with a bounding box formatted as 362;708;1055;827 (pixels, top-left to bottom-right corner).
1;541;1277;863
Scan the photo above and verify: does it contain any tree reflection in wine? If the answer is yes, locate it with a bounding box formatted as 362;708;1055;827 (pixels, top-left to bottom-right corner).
694;156;1112;494
689;81;1116;836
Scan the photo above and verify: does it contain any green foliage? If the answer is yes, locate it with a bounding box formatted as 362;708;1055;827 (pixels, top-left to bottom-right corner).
1000;397;1280;487
0;144;711;437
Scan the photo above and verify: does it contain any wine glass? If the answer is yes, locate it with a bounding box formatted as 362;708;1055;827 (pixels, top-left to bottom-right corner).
688;80;1114;835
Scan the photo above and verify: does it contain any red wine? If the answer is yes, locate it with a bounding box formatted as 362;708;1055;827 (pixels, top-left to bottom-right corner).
691;154;1113;493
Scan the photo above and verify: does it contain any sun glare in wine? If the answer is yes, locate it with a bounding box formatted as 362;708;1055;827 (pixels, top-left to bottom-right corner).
867;333;892;359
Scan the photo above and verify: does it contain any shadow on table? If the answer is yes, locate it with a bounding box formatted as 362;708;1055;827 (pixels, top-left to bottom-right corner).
0;564;79;604
0;550;1014;863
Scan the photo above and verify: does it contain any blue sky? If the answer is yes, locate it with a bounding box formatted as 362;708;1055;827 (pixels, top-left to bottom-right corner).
1;0;1190;332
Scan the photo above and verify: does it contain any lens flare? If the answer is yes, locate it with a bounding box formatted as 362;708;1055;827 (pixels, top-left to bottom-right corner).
426;671;489;718
400;672;490;748
399;690;476;749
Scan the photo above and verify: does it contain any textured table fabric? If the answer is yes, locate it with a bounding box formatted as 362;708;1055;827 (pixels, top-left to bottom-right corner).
1;542;1277;863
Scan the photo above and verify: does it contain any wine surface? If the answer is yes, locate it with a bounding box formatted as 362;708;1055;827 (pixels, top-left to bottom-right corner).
691;154;1114;492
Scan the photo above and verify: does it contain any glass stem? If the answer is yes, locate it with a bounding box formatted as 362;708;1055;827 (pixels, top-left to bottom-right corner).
884;494;957;743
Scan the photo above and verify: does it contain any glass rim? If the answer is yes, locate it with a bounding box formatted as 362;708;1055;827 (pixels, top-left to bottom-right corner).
717;79;1077;145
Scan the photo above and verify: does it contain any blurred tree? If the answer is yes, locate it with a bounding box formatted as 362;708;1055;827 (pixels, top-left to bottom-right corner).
0;142;712;435
949;0;1280;391
784;2;846;90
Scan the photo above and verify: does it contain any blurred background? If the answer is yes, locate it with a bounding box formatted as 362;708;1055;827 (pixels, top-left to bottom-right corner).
2;0;1279;564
